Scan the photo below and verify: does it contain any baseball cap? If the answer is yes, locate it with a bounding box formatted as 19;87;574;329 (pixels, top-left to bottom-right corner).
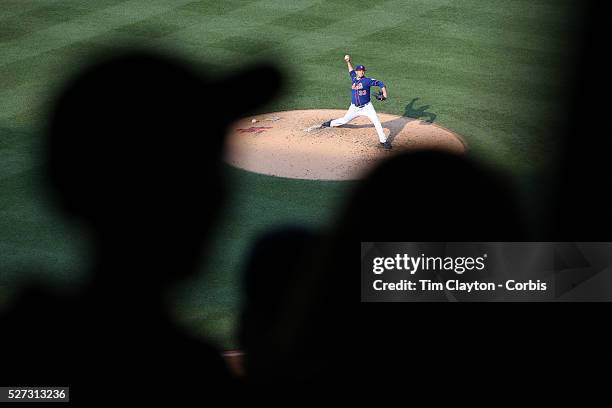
355;65;366;71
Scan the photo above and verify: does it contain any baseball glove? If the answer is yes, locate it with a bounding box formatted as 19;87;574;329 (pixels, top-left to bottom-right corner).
375;92;386;101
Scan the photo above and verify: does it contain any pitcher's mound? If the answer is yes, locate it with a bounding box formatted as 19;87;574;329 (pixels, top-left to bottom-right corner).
225;109;466;180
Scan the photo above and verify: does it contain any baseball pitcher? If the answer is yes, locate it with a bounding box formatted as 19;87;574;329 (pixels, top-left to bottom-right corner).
322;54;391;149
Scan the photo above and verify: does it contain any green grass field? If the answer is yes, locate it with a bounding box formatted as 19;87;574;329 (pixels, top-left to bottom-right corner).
0;0;578;347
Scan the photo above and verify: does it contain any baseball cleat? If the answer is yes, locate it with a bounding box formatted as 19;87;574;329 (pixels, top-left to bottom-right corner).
321;120;331;128
383;140;392;150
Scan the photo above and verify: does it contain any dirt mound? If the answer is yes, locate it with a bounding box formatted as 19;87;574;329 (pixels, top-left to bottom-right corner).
225;109;466;180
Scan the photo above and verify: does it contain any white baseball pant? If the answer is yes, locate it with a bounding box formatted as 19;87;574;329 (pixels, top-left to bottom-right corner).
330;102;387;143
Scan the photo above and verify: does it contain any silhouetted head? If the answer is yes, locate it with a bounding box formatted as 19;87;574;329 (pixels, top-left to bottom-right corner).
336;150;525;241
286;150;525;343
280;151;525;343
270;151;527;398
310;151;526;335
44;49;282;284
240;225;318;350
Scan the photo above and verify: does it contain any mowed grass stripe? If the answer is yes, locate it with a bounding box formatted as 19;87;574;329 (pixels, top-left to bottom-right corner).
379;59;564;104
297;60;563;116
415;0;575;24
0;0;200;67
161;0;414;62
0;1;130;43
0;1;321;99
159;3;322;52
418;2;576;39
4;12;564;108
293;59;563;132
1;0;572;162
0;125;33;148
393;76;564;140
0;80;53;121
0;0;68;20
0;127;40;178
0;1;376;118
309;40;567;94
0;1;257;119
0;144;36;181
360;23;571;65
263;0;570;100
1;1;575;134
114;0;261;40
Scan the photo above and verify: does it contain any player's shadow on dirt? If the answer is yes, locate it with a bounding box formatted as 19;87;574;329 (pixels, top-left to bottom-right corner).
384;98;438;142
342;117;414;144
342;98;437;143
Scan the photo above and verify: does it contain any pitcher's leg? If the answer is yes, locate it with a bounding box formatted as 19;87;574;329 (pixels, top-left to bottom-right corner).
362;103;387;143
330;104;358;127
